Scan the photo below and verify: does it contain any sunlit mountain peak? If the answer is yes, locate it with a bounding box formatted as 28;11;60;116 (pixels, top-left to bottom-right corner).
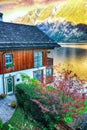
14;0;87;25
37;0;87;25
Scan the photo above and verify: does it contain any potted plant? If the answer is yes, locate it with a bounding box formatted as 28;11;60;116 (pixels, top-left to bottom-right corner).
11;101;17;108
0;93;6;99
6;63;14;68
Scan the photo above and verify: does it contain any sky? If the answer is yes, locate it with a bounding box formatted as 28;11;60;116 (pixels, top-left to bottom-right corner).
0;0;86;24
0;0;66;21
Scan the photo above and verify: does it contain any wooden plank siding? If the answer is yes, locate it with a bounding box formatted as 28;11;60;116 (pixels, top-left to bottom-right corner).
0;49;47;74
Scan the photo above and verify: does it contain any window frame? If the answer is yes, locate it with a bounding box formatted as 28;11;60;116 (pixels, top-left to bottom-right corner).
46;68;53;77
33;69;43;82
34;51;43;68
5;53;14;67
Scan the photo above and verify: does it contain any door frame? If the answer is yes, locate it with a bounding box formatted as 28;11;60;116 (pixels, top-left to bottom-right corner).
6;76;14;95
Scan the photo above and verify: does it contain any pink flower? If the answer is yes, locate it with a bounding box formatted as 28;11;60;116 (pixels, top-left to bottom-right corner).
31;99;49;113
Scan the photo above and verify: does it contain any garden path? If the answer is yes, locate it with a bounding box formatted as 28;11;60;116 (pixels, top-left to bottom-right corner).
0;95;16;123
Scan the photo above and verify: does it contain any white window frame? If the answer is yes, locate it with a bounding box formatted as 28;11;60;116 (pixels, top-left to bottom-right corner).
46;68;53;76
5;54;13;65
34;51;43;68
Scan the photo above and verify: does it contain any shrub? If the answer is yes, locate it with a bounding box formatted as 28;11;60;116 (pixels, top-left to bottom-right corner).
0;119;3;129
15;83;46;126
21;74;41;87
15;82;63;129
15;83;40;108
16;64;87;129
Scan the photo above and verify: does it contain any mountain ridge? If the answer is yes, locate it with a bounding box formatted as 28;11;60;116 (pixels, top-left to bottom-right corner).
13;1;87;43
37;20;87;43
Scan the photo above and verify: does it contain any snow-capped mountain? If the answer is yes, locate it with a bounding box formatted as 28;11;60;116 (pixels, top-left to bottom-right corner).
37;20;87;43
13;1;87;43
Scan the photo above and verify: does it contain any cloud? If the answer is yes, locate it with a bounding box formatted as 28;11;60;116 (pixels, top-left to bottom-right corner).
0;0;66;22
0;0;66;13
0;0;66;6
0;1;18;12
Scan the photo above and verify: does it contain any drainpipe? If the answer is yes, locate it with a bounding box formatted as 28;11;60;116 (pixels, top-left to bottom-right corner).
1;51;6;94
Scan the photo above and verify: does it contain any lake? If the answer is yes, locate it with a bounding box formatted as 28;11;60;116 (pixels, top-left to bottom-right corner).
49;45;87;81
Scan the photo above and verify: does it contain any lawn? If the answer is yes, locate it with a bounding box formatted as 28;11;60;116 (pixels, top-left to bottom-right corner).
2;108;42;130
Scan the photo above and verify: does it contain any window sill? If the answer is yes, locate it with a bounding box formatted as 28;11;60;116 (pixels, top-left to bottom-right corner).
34;65;44;68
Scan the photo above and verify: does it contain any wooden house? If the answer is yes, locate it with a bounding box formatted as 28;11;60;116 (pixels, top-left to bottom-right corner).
0;13;60;95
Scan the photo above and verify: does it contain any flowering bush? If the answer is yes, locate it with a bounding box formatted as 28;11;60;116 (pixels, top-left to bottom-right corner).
16;64;87;129
52;64;87;124
0;93;6;99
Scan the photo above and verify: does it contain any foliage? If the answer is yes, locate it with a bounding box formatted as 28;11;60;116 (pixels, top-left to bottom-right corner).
21;73;41;86
0;119;3;129
6;63;14;68
47;50;51;53
0;94;6;99
15;83;46;127
16;64;87;129
2;108;42;130
15;76;65;129
8;124;14;130
52;64;87;124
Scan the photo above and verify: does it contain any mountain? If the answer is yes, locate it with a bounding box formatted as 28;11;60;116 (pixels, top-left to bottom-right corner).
13;1;87;43
37;0;87;25
37;21;87;43
13;4;55;25
14;0;87;25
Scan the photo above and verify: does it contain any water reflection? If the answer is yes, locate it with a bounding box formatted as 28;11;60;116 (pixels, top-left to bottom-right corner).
49;45;87;80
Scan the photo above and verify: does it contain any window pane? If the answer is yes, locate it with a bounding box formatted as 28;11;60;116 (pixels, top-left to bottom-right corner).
34;51;43;67
5;54;13;64
34;70;43;81
46;68;53;76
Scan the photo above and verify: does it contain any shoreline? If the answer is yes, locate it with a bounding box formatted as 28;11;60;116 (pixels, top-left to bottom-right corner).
60;44;87;49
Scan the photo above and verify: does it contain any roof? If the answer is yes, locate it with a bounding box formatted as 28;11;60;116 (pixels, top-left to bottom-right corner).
0;22;60;51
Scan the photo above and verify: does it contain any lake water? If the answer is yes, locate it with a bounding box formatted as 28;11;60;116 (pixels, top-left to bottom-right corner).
49;45;87;81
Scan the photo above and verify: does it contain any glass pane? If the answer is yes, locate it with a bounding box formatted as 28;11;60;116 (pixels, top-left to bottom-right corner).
6;54;13;64
34;51;43;67
46;68;53;76
34;70;43;81
7;77;13;92
34;52;38;57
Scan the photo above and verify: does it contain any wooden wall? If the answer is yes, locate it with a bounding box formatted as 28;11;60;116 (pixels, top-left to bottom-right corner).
0;49;47;74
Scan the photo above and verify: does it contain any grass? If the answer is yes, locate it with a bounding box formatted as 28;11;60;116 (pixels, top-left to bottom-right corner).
2;108;42;130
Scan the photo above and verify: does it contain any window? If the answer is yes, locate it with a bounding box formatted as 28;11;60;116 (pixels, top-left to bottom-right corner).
5;54;14;67
33;70;43;82
34;51;43;67
46;68;53;76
